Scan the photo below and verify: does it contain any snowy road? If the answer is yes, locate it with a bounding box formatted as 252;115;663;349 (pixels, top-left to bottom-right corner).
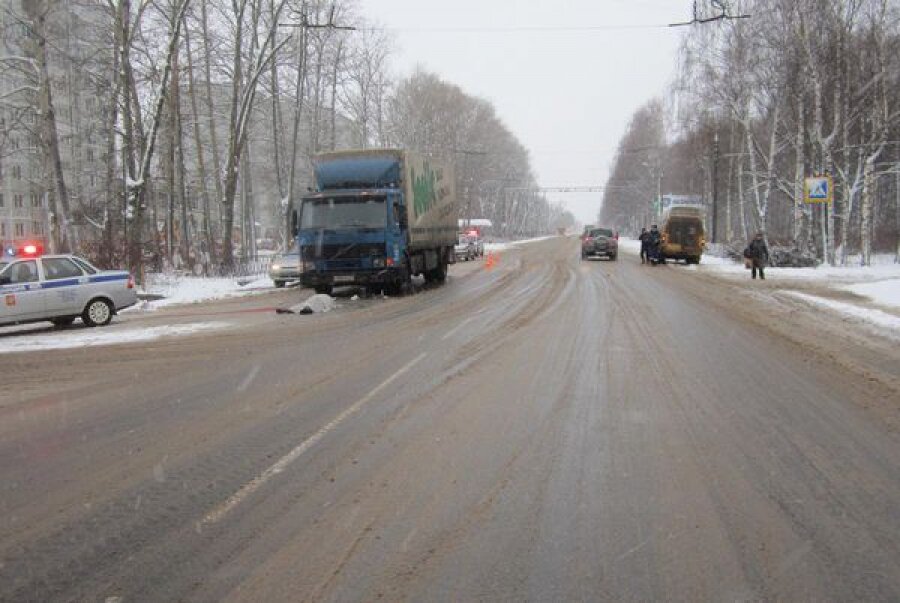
3;237;900;601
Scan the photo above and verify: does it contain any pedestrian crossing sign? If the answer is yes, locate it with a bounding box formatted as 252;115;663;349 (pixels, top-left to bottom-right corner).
804;176;832;204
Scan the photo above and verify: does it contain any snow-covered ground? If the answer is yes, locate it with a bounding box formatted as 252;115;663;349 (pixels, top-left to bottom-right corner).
781;292;900;331
841;279;900;309
133;274;274;311
620;237;900;335
0;322;230;355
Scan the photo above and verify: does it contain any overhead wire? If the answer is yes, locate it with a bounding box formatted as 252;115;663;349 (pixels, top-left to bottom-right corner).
358;23;674;34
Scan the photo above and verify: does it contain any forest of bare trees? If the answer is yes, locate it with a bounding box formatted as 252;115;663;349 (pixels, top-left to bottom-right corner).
0;0;565;279
601;0;900;265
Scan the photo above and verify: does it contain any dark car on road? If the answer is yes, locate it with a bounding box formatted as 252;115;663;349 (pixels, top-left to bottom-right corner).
581;227;618;261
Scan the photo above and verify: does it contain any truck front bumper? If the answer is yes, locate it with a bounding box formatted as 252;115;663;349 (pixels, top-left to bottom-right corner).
300;268;408;288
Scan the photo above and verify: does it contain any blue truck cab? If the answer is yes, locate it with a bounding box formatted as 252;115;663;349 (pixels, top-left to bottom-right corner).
291;150;457;295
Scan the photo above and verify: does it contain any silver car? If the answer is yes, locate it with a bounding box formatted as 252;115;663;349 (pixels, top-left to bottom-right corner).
0;254;137;328
268;251;302;288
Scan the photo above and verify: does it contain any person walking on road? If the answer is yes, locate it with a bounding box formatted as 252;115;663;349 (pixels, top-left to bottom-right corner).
744;232;769;280
638;228;650;264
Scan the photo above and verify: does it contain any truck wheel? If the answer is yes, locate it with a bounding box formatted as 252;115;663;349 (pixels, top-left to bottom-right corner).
314;285;333;296
83;298;113;327
610;253;617;261
274;280;285;288
427;261;447;284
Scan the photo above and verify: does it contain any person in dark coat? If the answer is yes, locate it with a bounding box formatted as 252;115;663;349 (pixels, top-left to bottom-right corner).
638;228;649;264
648;225;662;264
745;232;769;279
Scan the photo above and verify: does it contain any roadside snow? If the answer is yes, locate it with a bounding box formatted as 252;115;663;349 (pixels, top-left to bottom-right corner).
841;279;900;309
0;322;230;354
782;292;900;334
135;274;274;310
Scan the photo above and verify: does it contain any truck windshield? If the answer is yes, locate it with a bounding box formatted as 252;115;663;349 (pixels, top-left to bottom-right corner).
300;196;386;229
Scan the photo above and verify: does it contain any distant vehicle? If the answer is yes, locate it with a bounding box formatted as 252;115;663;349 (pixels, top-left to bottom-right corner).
470;236;485;258
660;206;706;264
0;246;137;328
268;250;302;288
455;235;477;261
459;226;485;258
289;149;457;295
581;227;618;260
458;218;493;240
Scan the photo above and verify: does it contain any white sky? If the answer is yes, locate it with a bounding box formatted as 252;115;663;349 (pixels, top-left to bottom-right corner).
356;0;689;224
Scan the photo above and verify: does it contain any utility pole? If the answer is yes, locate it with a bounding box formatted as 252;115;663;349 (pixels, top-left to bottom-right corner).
711;130;720;243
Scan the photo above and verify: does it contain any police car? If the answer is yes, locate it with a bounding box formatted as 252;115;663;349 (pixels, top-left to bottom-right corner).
0;244;138;328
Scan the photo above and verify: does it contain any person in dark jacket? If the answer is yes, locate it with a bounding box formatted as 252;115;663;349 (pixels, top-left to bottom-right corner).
745;232;769;279
638;228;649;264
648;225;662;264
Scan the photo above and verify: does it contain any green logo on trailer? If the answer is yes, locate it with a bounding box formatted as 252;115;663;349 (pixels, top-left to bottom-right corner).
411;161;440;219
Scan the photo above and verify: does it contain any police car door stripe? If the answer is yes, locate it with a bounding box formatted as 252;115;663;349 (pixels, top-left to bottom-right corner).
89;274;129;283
41;278;81;289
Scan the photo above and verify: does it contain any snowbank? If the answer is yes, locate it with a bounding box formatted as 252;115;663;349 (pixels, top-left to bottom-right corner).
782;292;900;334
841;279;900;309
135;274;274;310
0;322;229;355
688;259;900;283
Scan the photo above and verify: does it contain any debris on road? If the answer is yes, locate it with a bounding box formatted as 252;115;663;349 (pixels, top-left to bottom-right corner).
277;294;336;315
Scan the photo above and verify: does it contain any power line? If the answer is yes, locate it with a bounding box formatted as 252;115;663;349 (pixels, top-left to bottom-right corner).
359;23;673;34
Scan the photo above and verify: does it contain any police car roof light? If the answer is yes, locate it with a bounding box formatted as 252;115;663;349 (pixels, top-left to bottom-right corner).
20;242;42;257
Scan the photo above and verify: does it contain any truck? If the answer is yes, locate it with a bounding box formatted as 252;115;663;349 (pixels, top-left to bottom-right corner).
289;149;458;295
659;205;706;264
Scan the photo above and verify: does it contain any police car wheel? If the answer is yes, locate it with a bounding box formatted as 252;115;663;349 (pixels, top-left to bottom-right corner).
83;299;113;327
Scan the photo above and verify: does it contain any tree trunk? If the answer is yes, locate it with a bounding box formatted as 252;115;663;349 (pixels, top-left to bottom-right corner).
200;0;222;265
101;8;122;267
32;5;77;253
793;93;804;250
860;155;875;266
164;54;176;265
184;21;215;273
329;39;343;151
286;24;308;246
219;1;248;269
125;0;191;276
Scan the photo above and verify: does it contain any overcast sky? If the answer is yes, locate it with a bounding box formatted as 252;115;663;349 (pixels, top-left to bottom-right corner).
355;0;690;225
